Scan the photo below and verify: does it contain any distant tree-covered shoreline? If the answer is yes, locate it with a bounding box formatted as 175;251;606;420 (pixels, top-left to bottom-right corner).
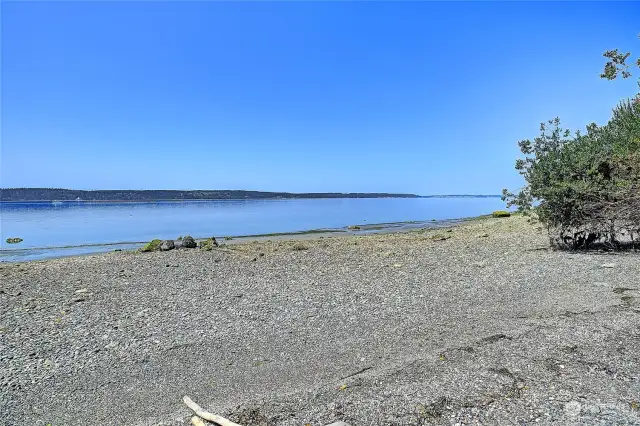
0;188;502;202
0;188;423;202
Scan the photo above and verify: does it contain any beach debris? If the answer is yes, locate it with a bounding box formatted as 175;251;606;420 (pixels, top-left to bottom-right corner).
160;240;175;251
601;263;617;268
479;233;489;238
5;237;23;244
74;288;88;294
183;395;243;426
182;236;197;248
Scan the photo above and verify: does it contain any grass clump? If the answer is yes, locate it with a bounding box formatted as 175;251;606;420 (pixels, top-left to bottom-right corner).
140;239;162;252
492;210;511;218
347;225;361;230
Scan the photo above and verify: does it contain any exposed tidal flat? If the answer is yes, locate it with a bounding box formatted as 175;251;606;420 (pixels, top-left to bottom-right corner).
1;215;639;425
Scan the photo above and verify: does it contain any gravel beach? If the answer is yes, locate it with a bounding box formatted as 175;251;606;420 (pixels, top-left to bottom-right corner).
1;216;639;425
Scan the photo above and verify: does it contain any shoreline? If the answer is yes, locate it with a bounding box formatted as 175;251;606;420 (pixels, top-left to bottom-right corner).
0;215;485;263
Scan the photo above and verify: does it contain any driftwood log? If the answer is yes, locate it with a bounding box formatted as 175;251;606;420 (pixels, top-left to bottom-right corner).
183;396;243;426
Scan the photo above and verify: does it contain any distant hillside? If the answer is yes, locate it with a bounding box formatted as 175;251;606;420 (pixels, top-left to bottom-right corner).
0;188;422;202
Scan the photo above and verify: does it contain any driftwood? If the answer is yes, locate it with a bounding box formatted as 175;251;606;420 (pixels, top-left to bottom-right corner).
183;396;243;426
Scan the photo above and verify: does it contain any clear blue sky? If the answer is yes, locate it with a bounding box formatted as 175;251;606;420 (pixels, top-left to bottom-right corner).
2;1;638;194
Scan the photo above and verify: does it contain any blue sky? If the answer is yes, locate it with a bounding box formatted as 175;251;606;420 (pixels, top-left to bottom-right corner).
2;1;638;194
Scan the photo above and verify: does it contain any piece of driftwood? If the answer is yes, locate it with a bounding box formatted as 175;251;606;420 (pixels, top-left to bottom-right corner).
191;416;207;426
183;396;243;426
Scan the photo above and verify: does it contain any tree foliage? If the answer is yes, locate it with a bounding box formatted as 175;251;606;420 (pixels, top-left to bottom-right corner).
502;36;640;250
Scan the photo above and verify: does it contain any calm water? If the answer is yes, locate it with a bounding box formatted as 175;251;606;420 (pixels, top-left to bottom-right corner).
0;197;506;261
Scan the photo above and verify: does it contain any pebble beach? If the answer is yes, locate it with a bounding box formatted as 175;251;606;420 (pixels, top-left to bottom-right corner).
1;215;639;425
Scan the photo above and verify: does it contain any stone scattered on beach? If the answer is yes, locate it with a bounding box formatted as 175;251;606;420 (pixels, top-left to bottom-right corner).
601;263;616;268
160;240;175;251
199;238;218;251
564;401;582;418
182;236;197;248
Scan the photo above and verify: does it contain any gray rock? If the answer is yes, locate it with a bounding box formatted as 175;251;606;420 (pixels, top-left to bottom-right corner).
159;240;175;251
564;401;582;418
181;236;197;248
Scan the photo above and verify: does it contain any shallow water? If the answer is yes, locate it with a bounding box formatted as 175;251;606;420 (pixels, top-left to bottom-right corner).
0;197;506;261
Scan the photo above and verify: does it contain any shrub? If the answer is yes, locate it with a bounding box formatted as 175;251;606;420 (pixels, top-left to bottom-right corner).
503;103;640;249
503;39;640;250
492;211;511;218
140;239;162;252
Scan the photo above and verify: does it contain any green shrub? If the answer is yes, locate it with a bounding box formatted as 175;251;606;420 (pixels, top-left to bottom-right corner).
348;225;361;230
503;39;640;250
140;239;162;252
492;211;511;218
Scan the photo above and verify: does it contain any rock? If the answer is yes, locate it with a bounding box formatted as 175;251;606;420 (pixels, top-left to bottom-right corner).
564;401;582;418
160;240;175;251
182;236;197;248
601;263;616;268
199;238;218;251
75;288;88;294
140;239;162;252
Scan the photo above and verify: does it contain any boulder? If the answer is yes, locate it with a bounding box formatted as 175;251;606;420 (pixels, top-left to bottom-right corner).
182;235;197;248
160;240;175;251
140;239;162;252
